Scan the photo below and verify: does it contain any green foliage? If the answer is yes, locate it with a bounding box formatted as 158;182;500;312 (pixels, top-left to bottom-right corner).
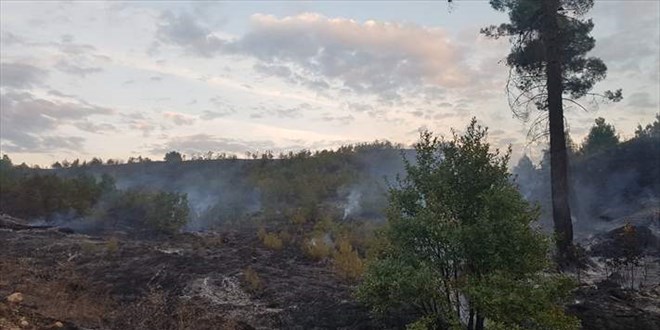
357;118;578;329
580;117;619;155
0;159;105;220
483;0;620;139
102;189;189;234
484;0;618;103
466;272;580;330
144;191;189;234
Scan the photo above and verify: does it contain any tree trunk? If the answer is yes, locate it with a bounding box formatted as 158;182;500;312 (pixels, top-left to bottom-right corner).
475;313;485;330
542;0;574;263
468;308;475;330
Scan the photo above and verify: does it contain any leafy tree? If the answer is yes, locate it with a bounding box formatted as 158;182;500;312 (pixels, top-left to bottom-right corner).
482;0;622;261
0;155;16;201
580;117;619;155
89;157;103;166
164;151;183;163
143;191;189;234
634;113;660;139
357;119;578;329
1;154;13;169
101;189;189;234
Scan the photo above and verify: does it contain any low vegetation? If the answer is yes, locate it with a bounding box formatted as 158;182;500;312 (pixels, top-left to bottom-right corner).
333;238;365;281
243;267;264;293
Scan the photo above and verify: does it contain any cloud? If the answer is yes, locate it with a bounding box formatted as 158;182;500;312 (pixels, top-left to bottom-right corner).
0;135;85;154
150;134;275;155
47;89;77;98
0;62;48;89
155;10;225;57
345;102;374;112
627;92;657;109
163;111;196;125
0;31;26;46
592;1;659;75
119;111;157;137
249;103;316;119
200;110;233;120
56;36;97;56
73;120;117;133
236;13;467;96
1;91;113;129
55;59;103;77
0;91;113;152
320;113;354;125
156;12;469;100
273;107;302;119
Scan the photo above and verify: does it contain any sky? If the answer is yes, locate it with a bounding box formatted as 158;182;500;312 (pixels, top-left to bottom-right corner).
1;0;658;167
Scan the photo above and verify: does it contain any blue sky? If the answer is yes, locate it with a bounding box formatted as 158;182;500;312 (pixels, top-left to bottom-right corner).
1;1;658;166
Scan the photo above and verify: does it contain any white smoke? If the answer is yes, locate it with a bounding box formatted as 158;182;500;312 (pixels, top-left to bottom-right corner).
343;190;362;220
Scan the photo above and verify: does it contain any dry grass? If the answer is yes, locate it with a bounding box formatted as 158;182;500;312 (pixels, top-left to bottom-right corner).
257;227;267;241
302;235;333;261
0;257;111;328
0;257;232;330
112;287;232;330
290;209;307;226
333;238;365;281
243;267;264;293
258;228;284;251
263;233;284;250
106;237;120;255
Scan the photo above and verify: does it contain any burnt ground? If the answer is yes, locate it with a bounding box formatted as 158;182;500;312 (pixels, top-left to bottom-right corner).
1;214;660;330
0;222;377;330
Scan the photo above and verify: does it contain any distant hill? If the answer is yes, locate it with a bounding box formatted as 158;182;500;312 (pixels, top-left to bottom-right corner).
50;145;413;230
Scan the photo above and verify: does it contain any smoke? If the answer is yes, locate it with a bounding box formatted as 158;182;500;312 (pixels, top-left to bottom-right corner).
343;190;362;220
513;136;660;241
29;210;101;233
97;146;409;228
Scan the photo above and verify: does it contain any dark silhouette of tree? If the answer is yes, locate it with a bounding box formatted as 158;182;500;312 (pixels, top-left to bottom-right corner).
164;151;183;163
89;157;104;166
580;117;619;155
635;114;660;139
482;0;621;262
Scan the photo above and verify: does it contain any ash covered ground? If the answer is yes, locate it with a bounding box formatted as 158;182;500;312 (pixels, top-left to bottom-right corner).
0;215;374;330
1;210;660;330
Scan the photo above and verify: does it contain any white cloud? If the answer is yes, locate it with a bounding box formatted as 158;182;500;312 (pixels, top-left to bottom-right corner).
156;12;471;101
163;111;196;126
0;62;48;89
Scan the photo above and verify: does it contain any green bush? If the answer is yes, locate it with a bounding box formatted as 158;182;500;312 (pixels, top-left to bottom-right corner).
357;119;579;329
102;189;189;234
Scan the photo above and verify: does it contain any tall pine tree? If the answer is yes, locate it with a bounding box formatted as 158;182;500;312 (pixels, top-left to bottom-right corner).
482;0;621;262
